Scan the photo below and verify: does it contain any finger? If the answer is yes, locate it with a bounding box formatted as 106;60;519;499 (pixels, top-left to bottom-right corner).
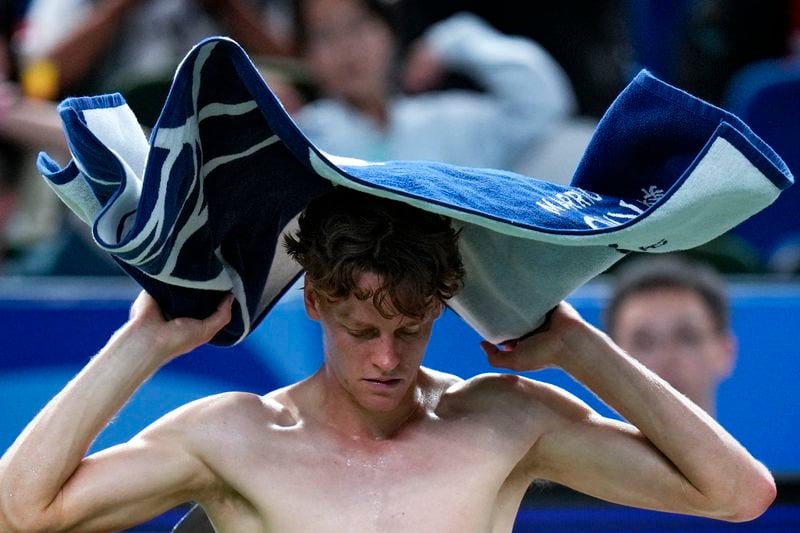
207;294;234;329
488;352;517;371
129;290;157;320
481;341;518;370
217;293;235;312
500;340;518;352
479;340;499;358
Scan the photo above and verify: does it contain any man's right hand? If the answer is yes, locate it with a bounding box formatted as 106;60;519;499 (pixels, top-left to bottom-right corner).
126;290;234;363
479;302;589;373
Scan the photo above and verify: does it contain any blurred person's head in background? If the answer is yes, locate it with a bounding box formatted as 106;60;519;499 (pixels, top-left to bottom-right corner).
604;254;737;417
294;0;418;123
294;0;399;120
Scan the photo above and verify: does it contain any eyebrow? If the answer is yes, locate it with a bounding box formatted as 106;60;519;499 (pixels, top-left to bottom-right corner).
331;308;370;328
340;319;375;329
333;310;421;330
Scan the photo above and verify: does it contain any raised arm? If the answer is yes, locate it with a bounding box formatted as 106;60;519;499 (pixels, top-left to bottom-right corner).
0;82;68;156
481;302;775;522
402;12;576;166
19;0;139;96
0;291;233;532
21;0;294;98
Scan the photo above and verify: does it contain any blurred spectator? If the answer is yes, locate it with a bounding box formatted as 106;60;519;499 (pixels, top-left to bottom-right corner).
1;0;302;276
0;88;72;273
675;0;793;106
793;0;800;52
0;1;72;272
603;254;737;417
719;55;800;274
768;235;800;276
292;0;580;175
628;0;793;107
17;0;296;126
0;39;18;264
400;0;635;120
625;2;797;274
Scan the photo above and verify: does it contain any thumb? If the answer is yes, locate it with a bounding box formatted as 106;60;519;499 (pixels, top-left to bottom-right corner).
206;293;235;334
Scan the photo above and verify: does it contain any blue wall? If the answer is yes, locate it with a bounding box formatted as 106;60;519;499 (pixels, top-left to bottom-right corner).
1;277;799;476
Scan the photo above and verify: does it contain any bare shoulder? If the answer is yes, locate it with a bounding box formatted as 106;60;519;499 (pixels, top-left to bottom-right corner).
155;391;271;422
443;373;537;406
440;373;592;423
140;390;296;444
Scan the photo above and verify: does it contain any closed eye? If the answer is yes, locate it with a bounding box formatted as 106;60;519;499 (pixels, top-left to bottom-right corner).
396;328;422;339
347;328;379;339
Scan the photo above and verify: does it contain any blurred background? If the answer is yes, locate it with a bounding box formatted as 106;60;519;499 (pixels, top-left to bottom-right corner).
1;1;799;531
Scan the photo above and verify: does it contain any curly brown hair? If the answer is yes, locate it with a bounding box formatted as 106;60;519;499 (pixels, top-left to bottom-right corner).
284;188;464;319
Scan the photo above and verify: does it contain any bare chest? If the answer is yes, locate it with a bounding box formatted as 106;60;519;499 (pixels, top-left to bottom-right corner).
206;421;528;532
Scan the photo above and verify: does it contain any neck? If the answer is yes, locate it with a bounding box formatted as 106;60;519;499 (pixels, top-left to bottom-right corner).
312;366;425;440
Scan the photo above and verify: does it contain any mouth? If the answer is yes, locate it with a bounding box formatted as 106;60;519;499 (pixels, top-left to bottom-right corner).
362;378;403;389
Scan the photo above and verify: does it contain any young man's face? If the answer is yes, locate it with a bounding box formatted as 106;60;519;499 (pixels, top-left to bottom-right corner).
611;287;736;414
304;272;440;413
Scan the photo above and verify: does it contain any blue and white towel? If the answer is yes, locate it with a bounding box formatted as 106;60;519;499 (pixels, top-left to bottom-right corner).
37;37;793;346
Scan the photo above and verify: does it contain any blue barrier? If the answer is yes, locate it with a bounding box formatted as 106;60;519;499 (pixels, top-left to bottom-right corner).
513;503;799;532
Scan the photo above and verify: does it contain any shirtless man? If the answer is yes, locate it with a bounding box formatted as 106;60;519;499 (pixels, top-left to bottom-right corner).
0;189;775;532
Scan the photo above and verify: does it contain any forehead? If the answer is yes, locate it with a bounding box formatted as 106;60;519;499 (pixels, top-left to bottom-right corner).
326;293;427;329
322;272;431;325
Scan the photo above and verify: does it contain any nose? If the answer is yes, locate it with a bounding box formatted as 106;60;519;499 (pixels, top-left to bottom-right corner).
642;346;673;375
640;339;694;379
371;335;400;372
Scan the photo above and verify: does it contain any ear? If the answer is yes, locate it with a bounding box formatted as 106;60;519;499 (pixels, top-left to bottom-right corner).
303;278;322;321
715;329;738;380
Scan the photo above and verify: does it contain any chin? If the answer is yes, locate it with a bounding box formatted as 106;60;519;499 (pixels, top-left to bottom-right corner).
359;395;403;413
356;387;411;413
